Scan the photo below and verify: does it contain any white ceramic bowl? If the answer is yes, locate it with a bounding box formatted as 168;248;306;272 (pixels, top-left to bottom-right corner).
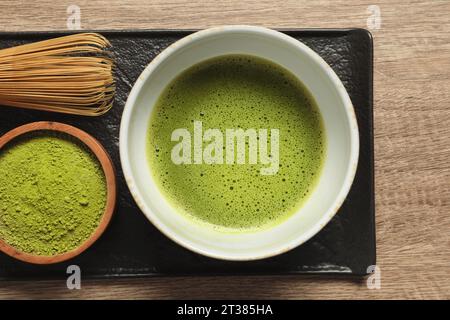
120;25;359;261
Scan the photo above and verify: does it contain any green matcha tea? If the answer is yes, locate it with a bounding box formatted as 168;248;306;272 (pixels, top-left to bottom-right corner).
0;131;107;255
147;54;325;231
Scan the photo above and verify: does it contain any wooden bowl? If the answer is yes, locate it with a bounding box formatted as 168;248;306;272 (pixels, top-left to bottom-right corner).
0;121;116;264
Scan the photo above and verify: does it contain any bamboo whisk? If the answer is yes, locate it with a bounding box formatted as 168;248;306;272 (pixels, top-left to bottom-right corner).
0;33;115;116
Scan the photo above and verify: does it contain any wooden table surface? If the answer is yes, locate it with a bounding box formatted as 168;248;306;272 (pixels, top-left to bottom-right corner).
0;0;449;299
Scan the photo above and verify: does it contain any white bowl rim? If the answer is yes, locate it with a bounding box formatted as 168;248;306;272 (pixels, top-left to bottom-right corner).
119;25;359;261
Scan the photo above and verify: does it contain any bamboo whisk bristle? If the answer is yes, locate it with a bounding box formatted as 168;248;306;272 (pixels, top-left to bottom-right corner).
0;33;115;116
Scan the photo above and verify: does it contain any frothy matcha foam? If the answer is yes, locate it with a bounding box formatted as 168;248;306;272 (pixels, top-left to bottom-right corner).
147;54;325;231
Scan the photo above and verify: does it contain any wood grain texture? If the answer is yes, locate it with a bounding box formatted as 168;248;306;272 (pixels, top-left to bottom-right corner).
0;0;449;299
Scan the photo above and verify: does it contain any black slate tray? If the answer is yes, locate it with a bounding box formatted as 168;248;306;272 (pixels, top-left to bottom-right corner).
0;29;375;279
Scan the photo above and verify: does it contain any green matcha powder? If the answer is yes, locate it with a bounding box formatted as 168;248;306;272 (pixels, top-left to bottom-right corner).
0;131;107;256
